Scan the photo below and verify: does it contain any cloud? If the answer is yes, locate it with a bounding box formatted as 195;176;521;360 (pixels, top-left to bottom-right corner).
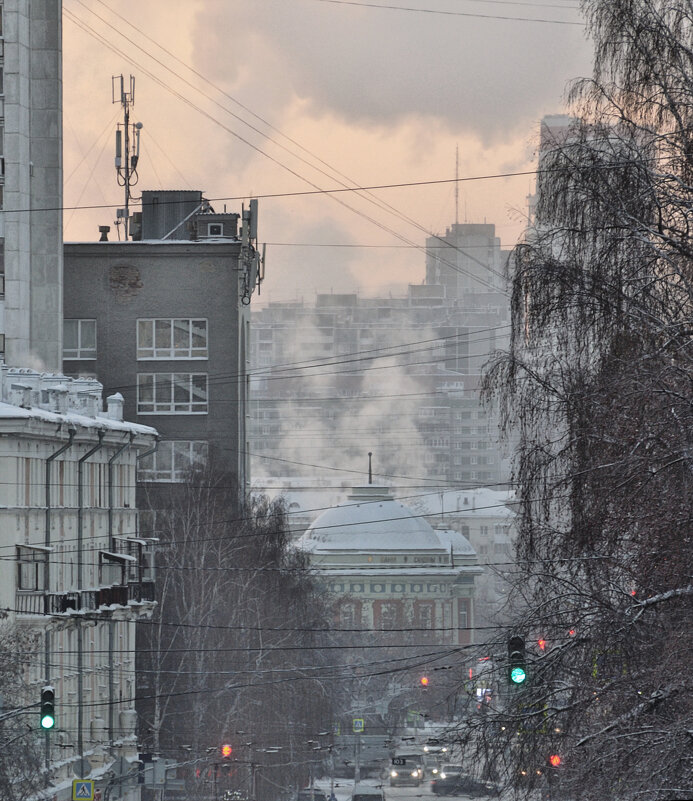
195;0;591;140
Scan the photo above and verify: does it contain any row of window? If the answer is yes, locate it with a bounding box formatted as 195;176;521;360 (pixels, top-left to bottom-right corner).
16;543;153;592
64;318;209;361
138;440;208;482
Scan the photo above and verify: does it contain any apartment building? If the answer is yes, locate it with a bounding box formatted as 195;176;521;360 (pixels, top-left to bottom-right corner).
250;223;510;489
1;366;157;801
64;191;263;499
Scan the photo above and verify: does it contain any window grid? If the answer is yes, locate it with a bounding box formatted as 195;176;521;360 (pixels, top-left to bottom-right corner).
137;373;208;414
138;441;209;482
137;318;208;360
63;319;97;359
17;546;46;591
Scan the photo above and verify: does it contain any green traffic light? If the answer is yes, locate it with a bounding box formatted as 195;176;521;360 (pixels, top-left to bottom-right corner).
40;713;55;730
510;666;527;685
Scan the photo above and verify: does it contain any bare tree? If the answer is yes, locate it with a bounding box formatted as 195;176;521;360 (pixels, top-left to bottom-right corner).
0;618;44;801
137;465;335;800
478;2;693;799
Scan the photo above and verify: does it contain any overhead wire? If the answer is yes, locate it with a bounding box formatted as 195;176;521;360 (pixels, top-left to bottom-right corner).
67;0;510;291
308;0;583;25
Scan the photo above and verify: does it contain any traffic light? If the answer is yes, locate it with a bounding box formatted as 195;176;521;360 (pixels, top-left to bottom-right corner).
40;686;55;730
221;744;233;758
548;754;561;767
508;636;527;685
419;676;430;688
537;638;546;651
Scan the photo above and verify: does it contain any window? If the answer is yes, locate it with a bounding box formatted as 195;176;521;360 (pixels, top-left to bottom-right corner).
17;546;47;590
340;601;360;627
417;602;435;629
137;373;208;414
137;319;208;359
376;601;401;630
138;441;208;482
208;223;223;236
64;319;97;359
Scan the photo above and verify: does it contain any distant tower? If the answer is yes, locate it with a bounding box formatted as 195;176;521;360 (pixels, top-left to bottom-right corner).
1;0;64;370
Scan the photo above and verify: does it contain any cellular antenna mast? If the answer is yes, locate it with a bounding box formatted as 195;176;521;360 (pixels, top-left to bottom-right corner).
113;75;143;240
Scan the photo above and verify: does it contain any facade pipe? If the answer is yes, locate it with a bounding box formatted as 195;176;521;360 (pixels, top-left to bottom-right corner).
78;431;104;590
106;432;134;746
77;430;104;762
43;426;76;768
108;433;135;550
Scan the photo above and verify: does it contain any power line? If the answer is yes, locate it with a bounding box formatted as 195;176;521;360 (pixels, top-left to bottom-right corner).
66;0;511;289
62;6;504;294
307;0;582;25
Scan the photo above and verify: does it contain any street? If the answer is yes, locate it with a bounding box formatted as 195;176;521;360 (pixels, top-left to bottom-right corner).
323;777;501;801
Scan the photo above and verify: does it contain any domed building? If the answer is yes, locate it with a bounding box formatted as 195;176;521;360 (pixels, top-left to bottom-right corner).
297;484;482;644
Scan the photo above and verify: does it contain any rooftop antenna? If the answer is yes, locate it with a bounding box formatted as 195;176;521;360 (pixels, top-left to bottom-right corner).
455;144;459;226
368;452;373;485
113;74;143;240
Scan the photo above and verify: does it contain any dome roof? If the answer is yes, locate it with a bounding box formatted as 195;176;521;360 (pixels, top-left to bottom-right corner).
299;485;447;553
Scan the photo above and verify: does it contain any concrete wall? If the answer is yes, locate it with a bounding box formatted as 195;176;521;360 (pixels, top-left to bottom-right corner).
63;240;248;490
2;0;63;370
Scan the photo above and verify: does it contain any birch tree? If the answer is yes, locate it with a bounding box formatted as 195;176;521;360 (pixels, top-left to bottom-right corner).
478;2;693;798
0;620;44;801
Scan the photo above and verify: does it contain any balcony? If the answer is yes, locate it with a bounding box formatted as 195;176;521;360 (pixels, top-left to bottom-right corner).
15;583;154;616
129;580;156;602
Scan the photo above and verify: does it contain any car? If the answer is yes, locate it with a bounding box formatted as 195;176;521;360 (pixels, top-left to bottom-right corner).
431;766;500;797
422;753;443;778
296;790;328;801
431;765;464;795
389;753;424;787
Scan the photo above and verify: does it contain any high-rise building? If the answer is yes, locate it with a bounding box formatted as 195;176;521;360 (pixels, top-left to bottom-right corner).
1;0;63;369
249;222;511;491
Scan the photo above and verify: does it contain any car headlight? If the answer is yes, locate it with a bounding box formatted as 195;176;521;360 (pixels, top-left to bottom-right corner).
440;773;446;779
390;771;398;778
411;771;419;778
432;768;438;774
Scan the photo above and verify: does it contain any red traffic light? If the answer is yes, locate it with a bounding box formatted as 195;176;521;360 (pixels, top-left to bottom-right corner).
549;754;561;767
221;744;233;758
420;676;430;687
538;638;546;651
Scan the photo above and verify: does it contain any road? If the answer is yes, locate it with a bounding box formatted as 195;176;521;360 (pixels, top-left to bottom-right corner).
385;781;497;801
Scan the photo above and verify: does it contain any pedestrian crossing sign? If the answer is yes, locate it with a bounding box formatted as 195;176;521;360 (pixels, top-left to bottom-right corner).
72;780;95;801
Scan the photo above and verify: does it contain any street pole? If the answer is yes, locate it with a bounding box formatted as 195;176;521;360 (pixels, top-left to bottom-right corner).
354;735;361;784
330;747;335;799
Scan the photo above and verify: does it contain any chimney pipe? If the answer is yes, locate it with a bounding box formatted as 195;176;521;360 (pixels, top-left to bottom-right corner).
99;225;110;242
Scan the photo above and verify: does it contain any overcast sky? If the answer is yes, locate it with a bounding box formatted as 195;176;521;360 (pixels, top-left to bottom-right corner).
63;0;592;302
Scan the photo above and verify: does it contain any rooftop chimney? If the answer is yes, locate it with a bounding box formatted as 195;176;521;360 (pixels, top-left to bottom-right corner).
106;392;124;421
99;225;110;242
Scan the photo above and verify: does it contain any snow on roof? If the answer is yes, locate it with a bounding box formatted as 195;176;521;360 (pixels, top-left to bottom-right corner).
297;485;481;560
300;485;441;552
0;401;157;437
434;528;476;555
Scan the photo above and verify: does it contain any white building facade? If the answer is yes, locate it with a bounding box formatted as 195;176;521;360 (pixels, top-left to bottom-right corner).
297;484;482;646
0;366;157;801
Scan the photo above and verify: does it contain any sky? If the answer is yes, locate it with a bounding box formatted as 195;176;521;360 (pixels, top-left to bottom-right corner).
62;0;593;304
